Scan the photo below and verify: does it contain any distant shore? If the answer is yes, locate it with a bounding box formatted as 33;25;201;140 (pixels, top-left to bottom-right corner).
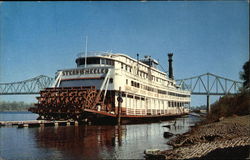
161;114;250;159
0;101;35;112
0;110;29;113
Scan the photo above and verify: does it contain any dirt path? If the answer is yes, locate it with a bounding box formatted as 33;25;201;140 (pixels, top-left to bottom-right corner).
161;115;250;159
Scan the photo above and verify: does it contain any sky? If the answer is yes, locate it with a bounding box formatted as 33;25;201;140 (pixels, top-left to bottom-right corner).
0;1;249;106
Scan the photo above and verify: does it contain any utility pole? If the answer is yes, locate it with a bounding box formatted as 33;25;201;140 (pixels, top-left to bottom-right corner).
207;95;210;114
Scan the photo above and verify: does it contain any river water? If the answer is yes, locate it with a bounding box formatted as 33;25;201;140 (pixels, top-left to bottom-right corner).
0;112;200;160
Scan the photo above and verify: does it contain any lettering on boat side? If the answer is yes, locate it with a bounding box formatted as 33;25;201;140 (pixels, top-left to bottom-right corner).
62;68;109;76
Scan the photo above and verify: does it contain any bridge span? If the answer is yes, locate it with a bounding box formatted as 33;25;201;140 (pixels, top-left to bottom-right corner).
176;72;242;112
0;75;54;95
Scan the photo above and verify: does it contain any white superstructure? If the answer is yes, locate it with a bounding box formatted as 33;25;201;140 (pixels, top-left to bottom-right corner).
54;52;191;116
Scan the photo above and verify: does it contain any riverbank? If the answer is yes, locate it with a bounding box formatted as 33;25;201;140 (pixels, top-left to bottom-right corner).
161;114;250;159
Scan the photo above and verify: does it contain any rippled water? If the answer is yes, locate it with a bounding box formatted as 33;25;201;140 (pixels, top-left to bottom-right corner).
0;112;200;160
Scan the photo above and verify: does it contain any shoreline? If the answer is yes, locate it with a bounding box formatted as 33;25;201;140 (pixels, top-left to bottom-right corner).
0;110;30;113
160;114;250;159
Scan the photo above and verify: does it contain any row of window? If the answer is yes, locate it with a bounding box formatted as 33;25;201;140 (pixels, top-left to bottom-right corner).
120;62;168;83
121;63;132;72
75;57;169;85
121;56;161;76
122;94;189;108
129;80;190;97
131;81;140;88
76;57;114;66
76;57;166;83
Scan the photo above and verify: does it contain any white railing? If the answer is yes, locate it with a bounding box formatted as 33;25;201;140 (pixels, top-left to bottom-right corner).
76;51;114;58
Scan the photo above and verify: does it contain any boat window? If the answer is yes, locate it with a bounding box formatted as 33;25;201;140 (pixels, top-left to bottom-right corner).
106;59;114;66
127;94;133;98
76;57;100;66
59;79;103;88
88;58;100;64
101;58;106;64
131;81;140;88
135;96;140;100
109;78;113;83
76;57;114;66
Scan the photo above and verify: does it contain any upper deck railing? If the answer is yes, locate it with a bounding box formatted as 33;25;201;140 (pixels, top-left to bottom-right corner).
76;51;113;58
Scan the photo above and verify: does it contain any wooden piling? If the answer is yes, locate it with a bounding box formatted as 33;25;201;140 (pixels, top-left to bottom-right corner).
117;87;122;125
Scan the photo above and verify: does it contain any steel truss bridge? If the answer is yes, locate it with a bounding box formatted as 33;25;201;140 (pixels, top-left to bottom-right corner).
0;75;54;95
176;72;242;96
0;73;243;112
176;72;242;111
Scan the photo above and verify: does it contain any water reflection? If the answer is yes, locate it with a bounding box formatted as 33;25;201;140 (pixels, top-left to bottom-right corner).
35;125;126;159
0;113;200;160
33;115;200;159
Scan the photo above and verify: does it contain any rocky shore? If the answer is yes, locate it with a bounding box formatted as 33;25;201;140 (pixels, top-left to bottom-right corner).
161;115;250;159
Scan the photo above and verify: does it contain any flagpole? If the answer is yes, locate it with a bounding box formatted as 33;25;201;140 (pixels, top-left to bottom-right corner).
85;36;88;68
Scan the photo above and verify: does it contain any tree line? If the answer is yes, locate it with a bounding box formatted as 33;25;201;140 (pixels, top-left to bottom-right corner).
0;101;35;111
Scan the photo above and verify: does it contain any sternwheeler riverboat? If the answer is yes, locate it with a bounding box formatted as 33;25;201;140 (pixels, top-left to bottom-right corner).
29;52;191;124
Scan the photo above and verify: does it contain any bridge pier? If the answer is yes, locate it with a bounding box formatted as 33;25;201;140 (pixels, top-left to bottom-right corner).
207;95;210;114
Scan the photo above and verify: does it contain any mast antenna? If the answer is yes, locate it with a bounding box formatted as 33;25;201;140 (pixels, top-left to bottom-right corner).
84;36;88;68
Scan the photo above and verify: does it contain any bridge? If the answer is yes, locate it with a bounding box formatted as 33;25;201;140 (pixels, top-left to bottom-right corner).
176;72;242;112
0;73;243;112
0;75;54;95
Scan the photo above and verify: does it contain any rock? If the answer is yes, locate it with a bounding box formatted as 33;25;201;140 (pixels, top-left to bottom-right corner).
144;149;160;155
161;115;250;159
144;149;165;160
219;117;224;121
164;132;174;138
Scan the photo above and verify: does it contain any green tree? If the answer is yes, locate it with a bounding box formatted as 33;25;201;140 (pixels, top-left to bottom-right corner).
240;59;250;89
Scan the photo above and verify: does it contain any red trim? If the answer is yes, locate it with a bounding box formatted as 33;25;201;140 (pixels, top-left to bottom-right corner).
61;77;104;81
84;109;117;117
